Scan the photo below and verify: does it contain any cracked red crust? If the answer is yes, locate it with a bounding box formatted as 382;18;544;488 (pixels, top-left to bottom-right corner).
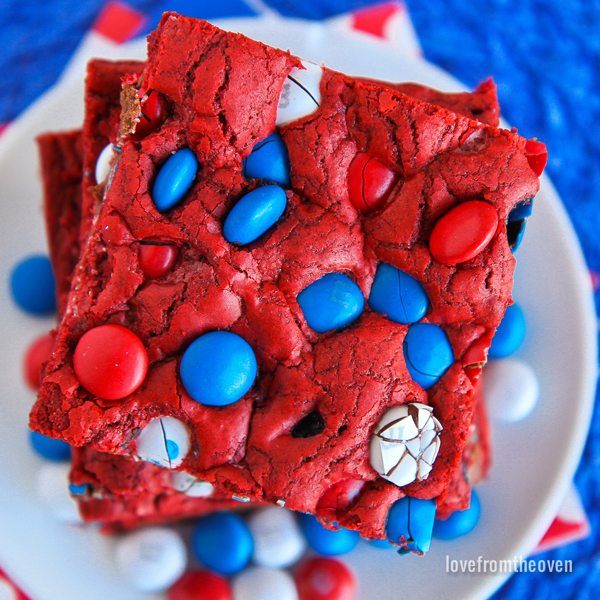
31;13;538;540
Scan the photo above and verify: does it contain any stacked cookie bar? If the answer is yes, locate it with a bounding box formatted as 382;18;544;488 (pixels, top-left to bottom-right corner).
32;13;544;546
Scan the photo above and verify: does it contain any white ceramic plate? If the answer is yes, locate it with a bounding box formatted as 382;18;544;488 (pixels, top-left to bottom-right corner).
0;14;596;600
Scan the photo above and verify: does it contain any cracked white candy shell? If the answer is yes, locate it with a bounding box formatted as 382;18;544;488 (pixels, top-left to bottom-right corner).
388;452;418;487
276;61;322;126
135;417;190;469
370;402;442;487
379;415;419;441
380;440;407;475
418;460;433;480
170;471;214;497
421;437;441;466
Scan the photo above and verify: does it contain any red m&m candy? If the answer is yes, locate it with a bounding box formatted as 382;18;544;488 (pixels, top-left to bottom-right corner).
524;139;548;177
24;332;56;389
131;90;165;140
73;324;148;400
295;557;356;600
462;330;494;383
429;201;498;265
168;570;232;600
347;152;399;213
138;240;179;280
316;479;366;522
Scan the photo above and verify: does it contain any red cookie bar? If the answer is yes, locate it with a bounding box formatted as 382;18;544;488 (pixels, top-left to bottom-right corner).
37;129;83;315
70;447;246;532
31;13;542;542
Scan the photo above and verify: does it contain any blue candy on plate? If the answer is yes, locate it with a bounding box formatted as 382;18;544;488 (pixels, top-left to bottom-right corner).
297;273;364;333
298;513;360;556
30;431;71;461
369;537;392;549
180;331;257;406
403;323;454;389
489;303;526;359
386;496;436;555
192;512;254;575
368;262;429;324
10;255;56;315
433;489;481;540
223;185;287;245
152;148;198;212
243;133;291;186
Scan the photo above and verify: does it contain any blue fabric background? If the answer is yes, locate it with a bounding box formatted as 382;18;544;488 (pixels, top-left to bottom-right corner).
1;0;599;597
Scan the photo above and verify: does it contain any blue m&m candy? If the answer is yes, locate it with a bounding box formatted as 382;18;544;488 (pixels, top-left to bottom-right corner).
433;489;481;540
10;255;56;315
30;431;71;461
297;273;364;333
223;185;287;245
489;303;526;359
243;133;291;186
152;148;198;212
369;537;392;549
386;496;436;555
192;512;254;576
180;331;257;406
507;199;533;252
369;262;429;324
403;323;453;390
69;483;91;496
298;513;359;556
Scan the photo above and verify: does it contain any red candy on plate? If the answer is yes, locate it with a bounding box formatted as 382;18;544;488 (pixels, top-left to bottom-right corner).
295;557;356;600
168;570;232;600
316;479;366;521
347;152;399;213
23;332;56;389
524;139;548;177
73;324;148;400
138;240;179;280
429;200;498;265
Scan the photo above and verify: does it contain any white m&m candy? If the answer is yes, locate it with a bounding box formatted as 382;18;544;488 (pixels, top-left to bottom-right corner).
171;471;214;497
232;567;298;600
483;359;540;422
115;527;187;592
276;61;322;126
248;506;306;569
135;417;190;469
95;143;115;185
